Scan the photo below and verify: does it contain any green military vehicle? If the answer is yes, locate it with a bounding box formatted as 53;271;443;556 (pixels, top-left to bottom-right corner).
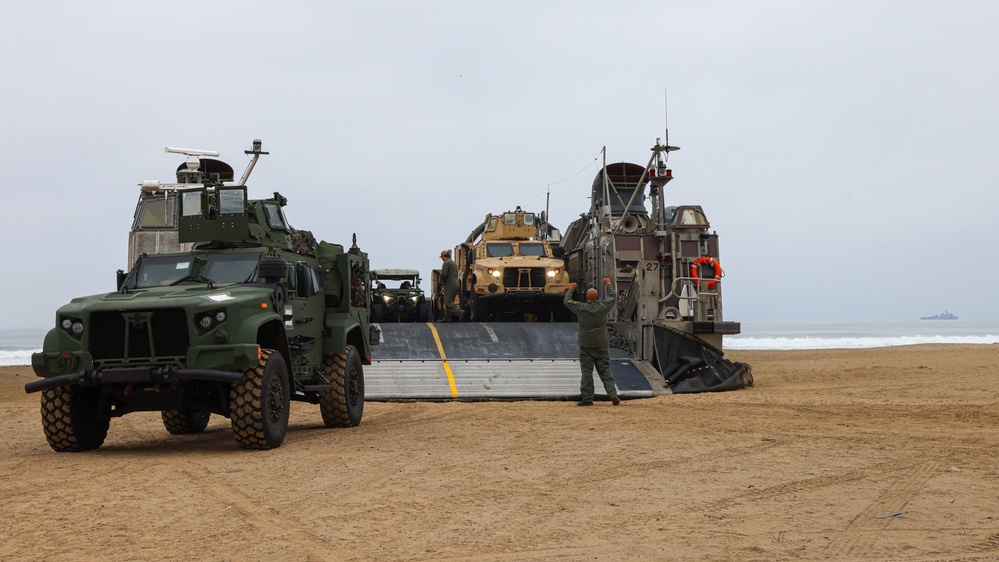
28;141;378;451
370;269;429;323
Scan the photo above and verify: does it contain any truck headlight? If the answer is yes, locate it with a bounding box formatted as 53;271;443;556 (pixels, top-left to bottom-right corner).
490;269;501;278
198;315;214;331
61;316;84;339
195;308;227;333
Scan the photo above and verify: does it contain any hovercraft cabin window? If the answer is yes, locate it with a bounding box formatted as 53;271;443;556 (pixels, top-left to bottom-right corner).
134;196;178;229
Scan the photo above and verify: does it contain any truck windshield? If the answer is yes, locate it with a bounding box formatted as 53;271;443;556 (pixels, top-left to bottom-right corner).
204;253;262;284
519;243;546;257
486;243;513;257
132;255;196;288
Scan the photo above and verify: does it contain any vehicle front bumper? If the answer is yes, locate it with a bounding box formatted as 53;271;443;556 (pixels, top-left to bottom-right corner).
28;343;260;393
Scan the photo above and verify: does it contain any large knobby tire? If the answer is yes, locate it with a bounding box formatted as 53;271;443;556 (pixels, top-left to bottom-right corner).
161;409;210;435
229;348;290;450
39;385;110;452
319;345;364;428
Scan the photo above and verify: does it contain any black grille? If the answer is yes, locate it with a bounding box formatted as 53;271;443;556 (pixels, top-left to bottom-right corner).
90;309;189;362
502;267;546;289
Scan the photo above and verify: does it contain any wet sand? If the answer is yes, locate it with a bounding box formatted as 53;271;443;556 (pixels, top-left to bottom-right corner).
2;344;998;561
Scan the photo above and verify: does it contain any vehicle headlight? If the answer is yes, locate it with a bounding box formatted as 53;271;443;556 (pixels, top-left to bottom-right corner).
61;316;84;339
198;315;214;331
409;296;418;303
490;269;501;278
196;308;227;333
547;269;559;278
382;295;392;303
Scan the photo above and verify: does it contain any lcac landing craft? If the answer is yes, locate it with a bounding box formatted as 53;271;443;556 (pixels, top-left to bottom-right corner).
560;140;752;394
365;139;751;401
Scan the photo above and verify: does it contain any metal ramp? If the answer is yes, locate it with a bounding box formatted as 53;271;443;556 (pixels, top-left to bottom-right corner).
365;322;666;401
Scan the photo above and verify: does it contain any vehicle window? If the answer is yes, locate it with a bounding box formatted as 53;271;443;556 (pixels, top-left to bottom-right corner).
523;213;534;226
135;196;177;229
487;243;513;257
503;213;516;226
218;189;245;214
181;191;202;216
486;218;498;232
204;253;262;284
264;203;286;229
678;208;707;227
133;255;196;288
519;243;546;257
311;267;324;291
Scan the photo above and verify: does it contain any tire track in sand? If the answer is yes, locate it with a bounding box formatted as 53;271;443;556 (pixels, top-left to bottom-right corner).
826;459;940;559
175;464;332;560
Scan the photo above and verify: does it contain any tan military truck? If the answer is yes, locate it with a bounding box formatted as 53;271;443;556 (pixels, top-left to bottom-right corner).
435;207;571;321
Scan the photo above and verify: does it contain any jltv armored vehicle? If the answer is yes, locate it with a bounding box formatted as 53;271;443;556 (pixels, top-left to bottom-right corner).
28;141;378;451
370;269;428;323
434;207;570;321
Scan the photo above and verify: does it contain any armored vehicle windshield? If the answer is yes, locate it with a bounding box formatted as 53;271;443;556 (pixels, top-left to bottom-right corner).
519;242;546;256
131;255;196;287
202;253;262;284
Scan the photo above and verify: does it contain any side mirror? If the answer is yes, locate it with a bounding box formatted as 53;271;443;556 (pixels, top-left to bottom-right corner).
116;269;127;290
296;262;313;298
551;246;565;258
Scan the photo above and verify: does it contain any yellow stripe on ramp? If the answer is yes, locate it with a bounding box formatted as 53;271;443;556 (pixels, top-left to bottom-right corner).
427;323;458;398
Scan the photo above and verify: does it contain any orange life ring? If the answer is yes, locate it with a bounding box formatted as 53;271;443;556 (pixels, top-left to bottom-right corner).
690;256;722;289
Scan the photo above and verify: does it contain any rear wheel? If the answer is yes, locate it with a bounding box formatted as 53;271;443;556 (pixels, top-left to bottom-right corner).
319;345;364;428
229;348;290;450
161;409;210;435
40;385;109;452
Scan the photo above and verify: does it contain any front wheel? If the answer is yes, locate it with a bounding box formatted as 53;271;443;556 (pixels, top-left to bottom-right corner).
319;345;364;428
229;348;290;450
40;385;110;452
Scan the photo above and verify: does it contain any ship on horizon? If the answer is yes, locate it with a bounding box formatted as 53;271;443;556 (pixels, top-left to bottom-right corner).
921;310;958;320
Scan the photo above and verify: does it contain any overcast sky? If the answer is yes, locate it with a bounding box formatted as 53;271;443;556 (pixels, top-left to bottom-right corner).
2;1;997;328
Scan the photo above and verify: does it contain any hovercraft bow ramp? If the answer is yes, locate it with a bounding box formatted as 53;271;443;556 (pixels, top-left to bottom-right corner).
364;322;666;401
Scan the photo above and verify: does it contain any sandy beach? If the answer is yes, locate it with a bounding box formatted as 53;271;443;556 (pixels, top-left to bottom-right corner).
1;344;997;561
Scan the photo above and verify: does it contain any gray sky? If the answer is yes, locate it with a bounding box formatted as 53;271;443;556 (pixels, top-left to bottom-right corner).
3;1;997;328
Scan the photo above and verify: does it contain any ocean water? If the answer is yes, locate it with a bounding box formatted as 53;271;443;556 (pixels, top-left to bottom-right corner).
1;328;49;367
3;321;998;366
727;321;999;350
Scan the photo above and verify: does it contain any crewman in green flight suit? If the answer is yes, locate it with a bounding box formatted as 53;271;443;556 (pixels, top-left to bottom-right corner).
439;249;461;322
563;278;620;406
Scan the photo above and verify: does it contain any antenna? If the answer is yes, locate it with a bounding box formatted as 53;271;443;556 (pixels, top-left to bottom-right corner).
239;138;269;185
663;86;669;149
